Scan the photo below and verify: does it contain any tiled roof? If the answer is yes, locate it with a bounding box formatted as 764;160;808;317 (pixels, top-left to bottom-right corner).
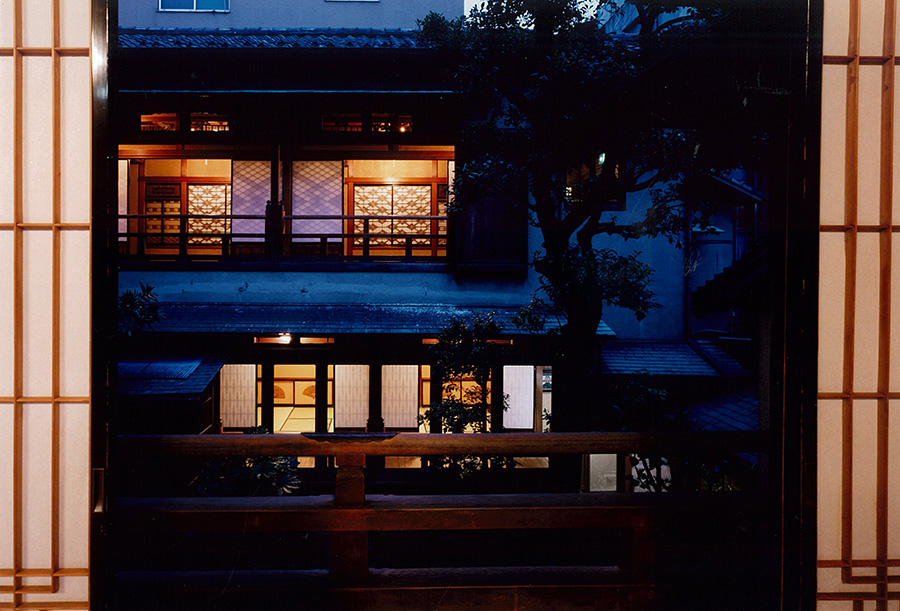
149;303;616;337
600;340;748;376
118;354;229;397
686;388;758;432
601;341;717;376
118;27;424;49
690;339;752;377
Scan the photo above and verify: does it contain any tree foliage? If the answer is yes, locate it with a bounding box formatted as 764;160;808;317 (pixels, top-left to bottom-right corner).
420;1;779;431
420;1;765;333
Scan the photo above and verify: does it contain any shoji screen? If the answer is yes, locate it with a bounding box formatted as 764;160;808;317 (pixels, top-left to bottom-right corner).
219;365;256;428
334;365;369;429
818;1;900;607
503;365;534;430
382;365;418;429
230;161;269;243
0;0;93;608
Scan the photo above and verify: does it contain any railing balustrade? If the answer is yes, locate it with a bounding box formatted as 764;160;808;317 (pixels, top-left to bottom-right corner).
114;431;766;597
117;211;449;261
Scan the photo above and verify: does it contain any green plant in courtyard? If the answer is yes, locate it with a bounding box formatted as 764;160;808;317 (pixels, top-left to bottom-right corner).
192;427;302;496
118;282;164;337
419;314;516;476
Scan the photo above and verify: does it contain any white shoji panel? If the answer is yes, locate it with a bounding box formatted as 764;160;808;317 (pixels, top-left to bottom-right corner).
0;57;12;223
0;0;12;47
817;399;843;561
820;65;848;227
854;234;881;393
891;243;900;392
503;365;534;429
823;0;851;57
60;55;91;224
21;403;52;569
335;365;368;429
60;230;91;397
0;231;13;396
22;55;53;224
21;0;52;48
59;0;91;48
851;400;879;561
22;230;53;397
859;0;887;57
819;232;846;394
889;401;900;559
0;404;13;568
58;403;89;567
382;365;418;429
857;67;883;227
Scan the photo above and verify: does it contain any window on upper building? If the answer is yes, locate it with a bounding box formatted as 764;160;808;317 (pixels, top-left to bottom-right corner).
159;0;229;12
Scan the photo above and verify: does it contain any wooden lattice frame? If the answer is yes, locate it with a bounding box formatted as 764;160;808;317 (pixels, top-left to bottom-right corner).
819;0;900;608
0;0;92;608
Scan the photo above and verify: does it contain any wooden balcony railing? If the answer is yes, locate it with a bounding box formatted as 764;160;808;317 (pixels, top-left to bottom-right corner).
113;431;767;607
117;210;449;261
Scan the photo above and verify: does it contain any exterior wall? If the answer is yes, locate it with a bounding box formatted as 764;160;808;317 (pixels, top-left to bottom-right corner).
594;190;689;340
119;0;465;30
0;0;93;609
817;1;900;607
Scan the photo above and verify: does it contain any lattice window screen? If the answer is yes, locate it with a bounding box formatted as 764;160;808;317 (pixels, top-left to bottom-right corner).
503;366;534;430
354;185;431;245
0;0;92;608
818;1;900;607
382;365;418;429
334;365;369;429
187;185;231;244
231;160;268;242
292;160;342;242
219;365;257;428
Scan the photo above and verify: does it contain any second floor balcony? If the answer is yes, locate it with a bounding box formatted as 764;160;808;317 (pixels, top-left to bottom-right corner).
118;205;449;262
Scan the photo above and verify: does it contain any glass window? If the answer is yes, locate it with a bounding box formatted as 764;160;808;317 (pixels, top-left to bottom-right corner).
159;0;229;12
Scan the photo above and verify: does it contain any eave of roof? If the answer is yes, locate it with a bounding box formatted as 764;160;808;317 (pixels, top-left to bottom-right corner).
118;27;425;50
148;303;616;337
118;353;230;397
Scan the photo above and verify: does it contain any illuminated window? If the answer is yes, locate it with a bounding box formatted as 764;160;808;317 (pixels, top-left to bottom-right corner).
322;114;363;132
321;113;412;133
190;113;230;132
140;113;178;132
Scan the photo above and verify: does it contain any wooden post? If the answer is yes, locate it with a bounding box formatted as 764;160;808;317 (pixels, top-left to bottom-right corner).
367;363;384;433
260;361;275;433
366;363;385;474
265;200;284;261
331;453;367;586
315;359;329;470
490;363;504;433
630;526;656;584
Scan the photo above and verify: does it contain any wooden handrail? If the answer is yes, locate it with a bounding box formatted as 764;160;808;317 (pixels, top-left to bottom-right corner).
117;430;766;458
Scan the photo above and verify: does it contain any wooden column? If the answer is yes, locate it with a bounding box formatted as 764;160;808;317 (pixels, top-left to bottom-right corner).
331;453;368;586
366;363;385;473
366;363;384;433
490;363;504;433
260;362;275;433
315;359;329;470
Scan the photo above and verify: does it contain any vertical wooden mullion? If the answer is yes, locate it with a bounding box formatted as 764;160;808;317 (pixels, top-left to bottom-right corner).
841;0;861;582
50;0;62;589
11;0;24;603
875;1;896;606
